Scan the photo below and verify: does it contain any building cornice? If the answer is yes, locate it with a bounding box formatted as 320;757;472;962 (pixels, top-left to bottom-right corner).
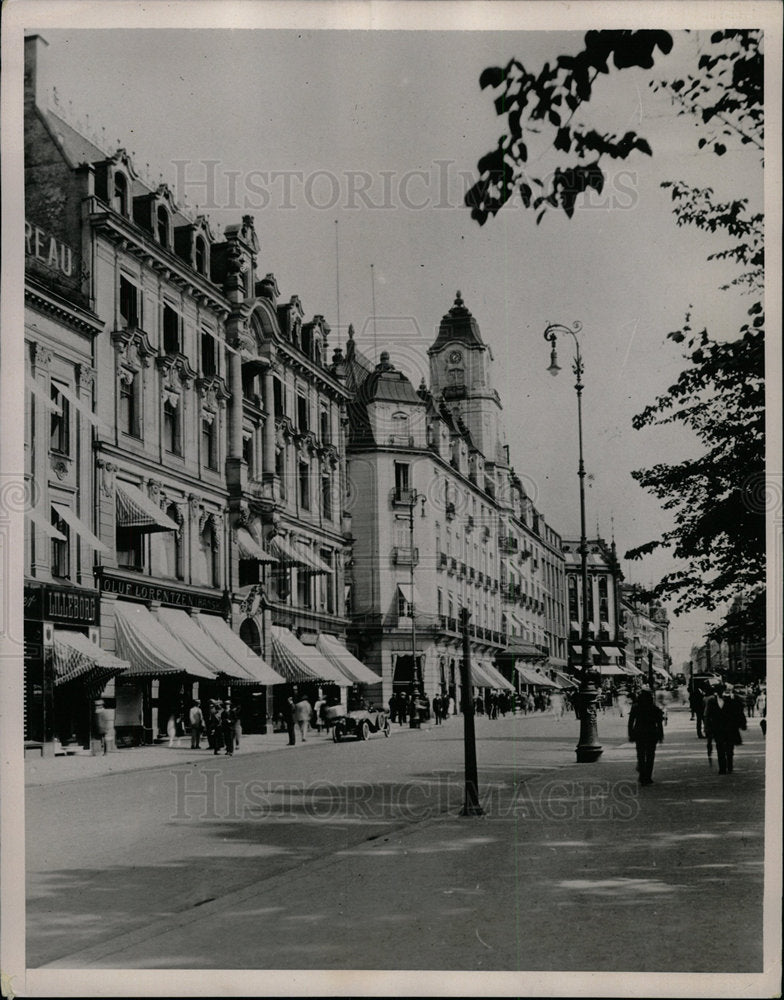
24;279;104;337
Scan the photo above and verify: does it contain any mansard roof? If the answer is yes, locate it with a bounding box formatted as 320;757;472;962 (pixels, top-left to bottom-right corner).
429;290;485;353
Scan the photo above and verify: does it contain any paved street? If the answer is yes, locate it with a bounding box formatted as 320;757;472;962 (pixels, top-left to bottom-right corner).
26;703;766;973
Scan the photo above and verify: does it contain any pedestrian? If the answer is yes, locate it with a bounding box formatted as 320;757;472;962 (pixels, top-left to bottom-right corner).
550;690;564;721
294;695;312;742
209;700;224;755
703;682;747;775
388;693;397;725
313;695;325;733
432;693;442;724
627;687;665;786
94;700;109;755
166;712;179;748
188;700;204;749
233;703;242;750
397;691;408;725
284;696;296;745
690;685;705;738
220;700;236;756
447;694;456;717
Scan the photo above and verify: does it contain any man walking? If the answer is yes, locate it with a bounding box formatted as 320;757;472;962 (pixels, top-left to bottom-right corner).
704;682;747;774
221;700;236;756
294;695;312;743
189;700;204;749
284;696;297;746
628;687;665;785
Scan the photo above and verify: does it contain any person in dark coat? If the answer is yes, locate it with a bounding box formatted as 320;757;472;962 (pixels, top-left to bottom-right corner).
703;682;747;774
284;696;296;746
397;691;408;725
208;700;224;754
689;685;706;738
627;688;665;785
221;701;236;756
432;693;442;724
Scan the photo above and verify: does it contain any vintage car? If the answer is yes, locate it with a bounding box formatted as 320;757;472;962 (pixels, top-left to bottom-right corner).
329;706;391;742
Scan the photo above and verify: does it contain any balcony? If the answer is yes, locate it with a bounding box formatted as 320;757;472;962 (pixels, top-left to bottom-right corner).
500;536;519;554
391;487;416;506
392;545;419;566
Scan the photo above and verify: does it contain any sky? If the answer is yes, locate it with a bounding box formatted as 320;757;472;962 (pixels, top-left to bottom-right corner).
20;17;766;669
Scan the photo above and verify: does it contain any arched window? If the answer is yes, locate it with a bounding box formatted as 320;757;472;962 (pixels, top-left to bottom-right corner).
239;617;262;656
195;235;208;276
113;171;128;216
157;205;170;247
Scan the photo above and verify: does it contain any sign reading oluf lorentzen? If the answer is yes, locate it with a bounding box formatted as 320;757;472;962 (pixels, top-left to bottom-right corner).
25;220;74;276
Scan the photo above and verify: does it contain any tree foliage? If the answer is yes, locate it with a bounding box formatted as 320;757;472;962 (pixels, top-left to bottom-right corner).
466;29;763;225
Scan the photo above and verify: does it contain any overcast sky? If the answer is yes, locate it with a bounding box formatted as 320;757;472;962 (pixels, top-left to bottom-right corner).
25;18;765;669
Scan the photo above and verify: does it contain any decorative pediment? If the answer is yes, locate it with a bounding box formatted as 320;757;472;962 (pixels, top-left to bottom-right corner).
156;352;198;387
196;373;230;409
105;148;140;183
112;327;156;369
276;415;296;444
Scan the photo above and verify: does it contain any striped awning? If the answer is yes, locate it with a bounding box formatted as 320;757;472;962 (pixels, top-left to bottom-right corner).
52;629;129;687
113;601;214;679
236;527;278;563
315;633;380;686
52;502;110;554
516;664;562;688
553;669;579;689
270;626;347;684
596;663;629;677
469;661;496;688
294;540;333;575
267;533;307;567
483;661;515;692
197;614;285;686
116;481;180;533
156;607;254;684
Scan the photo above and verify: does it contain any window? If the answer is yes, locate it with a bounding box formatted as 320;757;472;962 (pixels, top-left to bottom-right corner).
197;520;219;588
157;205;170;247
163;304;181;354
299;461;310;509
275;446;286;496
116;526;145;571
437;589;443;616
391;411;409;444
297;393;308;432
150;505;183;580
273;378;284;419
113;171;128;216
394;462;410;497
201;330;217;376
119;275;139;328
568;576;579;625
241;433;253;478
119;373;141;437
194;236;208;276
397;590;411;619
163;399;181;454
50;509;70;579
598;576;609;623
320;405;331;444
321;474;332;520
49;384;70;455
203;418;218;470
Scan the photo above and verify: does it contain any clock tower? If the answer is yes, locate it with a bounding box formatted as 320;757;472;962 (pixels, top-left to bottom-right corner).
428;291;506;465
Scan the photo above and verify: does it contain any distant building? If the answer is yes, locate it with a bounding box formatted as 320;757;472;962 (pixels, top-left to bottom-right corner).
619;583;671;683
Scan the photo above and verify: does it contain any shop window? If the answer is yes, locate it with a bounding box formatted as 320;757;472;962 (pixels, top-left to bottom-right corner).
119;275;139;328
163;304;181;355
119;373;141;438
163;399;181;454
50;509;70;579
113;171;129;216
50;384;70;456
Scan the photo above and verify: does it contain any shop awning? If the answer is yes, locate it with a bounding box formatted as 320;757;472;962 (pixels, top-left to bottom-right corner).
516;664;562;688
507;639;547;660
267;533;308;567
113;601;215;678
469;661;496;687
483;661;515;692
596;663;629;676
270;625;347;685
116;481;180;533
52;502;110;554
294;539;333;575
27;506;67;541
602;646;625;661
571;644;600;658
396;582;425;610
197;614;285;686
236;527;278;563
553;669;579;689
52;629;129;687
156;607;259;685
315;633;381;686
546;657;569;669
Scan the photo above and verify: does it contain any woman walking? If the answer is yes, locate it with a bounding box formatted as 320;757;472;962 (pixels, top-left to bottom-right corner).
628;688;665;786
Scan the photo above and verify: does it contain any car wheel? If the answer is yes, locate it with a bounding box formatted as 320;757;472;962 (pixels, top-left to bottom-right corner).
333;728;341;742
359;721;370;741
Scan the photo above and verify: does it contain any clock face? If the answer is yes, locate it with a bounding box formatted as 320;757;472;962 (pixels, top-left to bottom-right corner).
448;350;463;364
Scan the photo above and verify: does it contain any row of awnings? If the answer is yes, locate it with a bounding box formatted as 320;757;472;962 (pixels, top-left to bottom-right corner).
469;660;515;692
516;664;563;689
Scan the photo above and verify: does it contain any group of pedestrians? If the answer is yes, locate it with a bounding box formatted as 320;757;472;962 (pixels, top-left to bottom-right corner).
628;679;753;785
185;699;240;755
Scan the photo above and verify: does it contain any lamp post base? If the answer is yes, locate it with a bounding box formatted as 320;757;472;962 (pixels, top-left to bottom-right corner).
574;682;603;763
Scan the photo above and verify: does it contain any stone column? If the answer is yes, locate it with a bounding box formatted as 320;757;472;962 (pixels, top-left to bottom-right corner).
262;367;276;474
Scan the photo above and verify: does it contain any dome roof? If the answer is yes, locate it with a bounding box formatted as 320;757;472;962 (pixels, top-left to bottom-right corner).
356;352;422;406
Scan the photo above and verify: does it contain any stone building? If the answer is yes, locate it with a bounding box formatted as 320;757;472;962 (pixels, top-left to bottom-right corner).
620;584;672;683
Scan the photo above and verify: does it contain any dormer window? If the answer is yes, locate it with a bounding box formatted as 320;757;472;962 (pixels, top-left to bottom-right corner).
157;205;170;248
113;171;129;217
195;235;208;276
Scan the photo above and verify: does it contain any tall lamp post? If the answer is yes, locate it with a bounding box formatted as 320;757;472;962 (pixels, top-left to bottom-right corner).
398;490;426;728
544;321;602;762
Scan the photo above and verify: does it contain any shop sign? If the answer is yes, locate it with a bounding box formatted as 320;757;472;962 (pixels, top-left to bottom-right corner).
25;221;74;277
98;571;226;613
24;582;99;625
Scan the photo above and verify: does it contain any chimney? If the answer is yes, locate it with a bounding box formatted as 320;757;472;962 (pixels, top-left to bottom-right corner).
24;34;50;110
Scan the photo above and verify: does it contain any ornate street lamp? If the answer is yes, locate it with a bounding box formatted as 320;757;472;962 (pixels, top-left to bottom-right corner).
543;321;602;762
